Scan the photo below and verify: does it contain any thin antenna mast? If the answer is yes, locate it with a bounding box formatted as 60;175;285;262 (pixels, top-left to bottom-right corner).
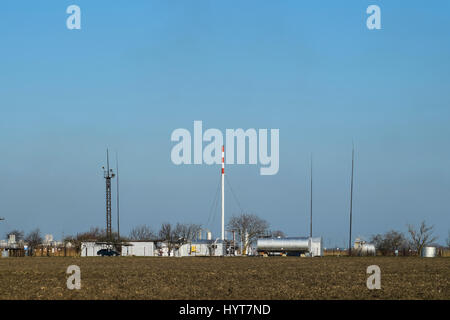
310;153;313;238
116;151;120;242
107;149;110;172
349;143;355;255
221;145;225;241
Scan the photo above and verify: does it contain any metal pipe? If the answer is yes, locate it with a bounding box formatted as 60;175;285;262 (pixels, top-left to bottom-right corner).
310;153;313;238
221;145;225;241
116;152;120;242
349;144;354;254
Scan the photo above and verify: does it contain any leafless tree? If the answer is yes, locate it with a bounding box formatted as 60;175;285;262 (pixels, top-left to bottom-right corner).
129;225;156;241
25;228;43;256
158;223;173;241
370;230;409;255
63;227;121;253
407;221;438;255
5;229;24;241
76;227;107;242
158;223;176;256
157;223;202;256
173;223;202;242
227;213;269;255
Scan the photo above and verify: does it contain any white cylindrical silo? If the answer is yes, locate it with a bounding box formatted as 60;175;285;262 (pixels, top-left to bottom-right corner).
421;246;436;258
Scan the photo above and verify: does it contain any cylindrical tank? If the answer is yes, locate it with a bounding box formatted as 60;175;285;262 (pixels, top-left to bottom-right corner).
421;246;436;258
360;243;376;256
257;238;309;252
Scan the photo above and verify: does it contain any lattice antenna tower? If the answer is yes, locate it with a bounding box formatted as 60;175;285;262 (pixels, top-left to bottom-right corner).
102;149;115;241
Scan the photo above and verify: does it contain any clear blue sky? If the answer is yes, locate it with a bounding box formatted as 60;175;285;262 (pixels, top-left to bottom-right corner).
0;1;449;246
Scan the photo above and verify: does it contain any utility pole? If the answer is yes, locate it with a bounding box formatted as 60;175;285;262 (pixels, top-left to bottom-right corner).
310;154;313;238
232;230;236;255
349;144;355;256
116;152;120;242
102;149;115;242
221;145;225;241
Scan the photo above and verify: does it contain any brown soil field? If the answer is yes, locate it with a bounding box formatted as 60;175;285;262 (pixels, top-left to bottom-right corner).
0;256;448;300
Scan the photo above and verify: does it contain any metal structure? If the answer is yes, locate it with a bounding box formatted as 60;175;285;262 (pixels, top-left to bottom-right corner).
221;145;225;241
258;237;309;252
421;246;437;258
354;238;376;256
102;149;115;241
116;152;120;241
310;154;313;238
359;243;376;256
348;144;354;254
256;237;323;257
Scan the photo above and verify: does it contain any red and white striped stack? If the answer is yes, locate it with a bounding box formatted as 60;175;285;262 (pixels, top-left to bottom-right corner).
222;145;225;174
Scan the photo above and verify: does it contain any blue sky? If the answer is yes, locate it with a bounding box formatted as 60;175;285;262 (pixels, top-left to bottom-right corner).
0;1;449;246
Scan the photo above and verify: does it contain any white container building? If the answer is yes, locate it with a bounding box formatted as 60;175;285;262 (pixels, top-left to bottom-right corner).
80;242;111;257
121;242;154;257
176;240;226;257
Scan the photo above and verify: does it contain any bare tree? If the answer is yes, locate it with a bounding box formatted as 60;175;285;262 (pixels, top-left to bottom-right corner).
76;227;107;242
407;221;438;255
129;225;156;241
25;228;43;256
173;223;202;242
370;230;408;255
227;213;269;255
65;227;107;253
158;223;176;256
63;227;121;254
157;223;202;256
6;229;24;242
158;223;173;240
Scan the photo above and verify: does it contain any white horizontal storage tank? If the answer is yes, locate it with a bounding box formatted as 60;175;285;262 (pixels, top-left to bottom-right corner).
257;237;309;252
257;237;323;257
122;242;154;257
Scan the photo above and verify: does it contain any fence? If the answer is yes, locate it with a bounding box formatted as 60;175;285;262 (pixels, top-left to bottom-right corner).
0;248;26;257
323;249;349;257
33;246;79;257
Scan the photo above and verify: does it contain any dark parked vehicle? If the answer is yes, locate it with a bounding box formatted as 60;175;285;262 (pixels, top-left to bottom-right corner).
97;249;120;256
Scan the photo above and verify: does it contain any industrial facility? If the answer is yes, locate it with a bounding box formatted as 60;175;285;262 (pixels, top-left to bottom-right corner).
87;146;235;257
80;240;227;257
3;146;441;260
0;147;446;259
89;146;327;258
